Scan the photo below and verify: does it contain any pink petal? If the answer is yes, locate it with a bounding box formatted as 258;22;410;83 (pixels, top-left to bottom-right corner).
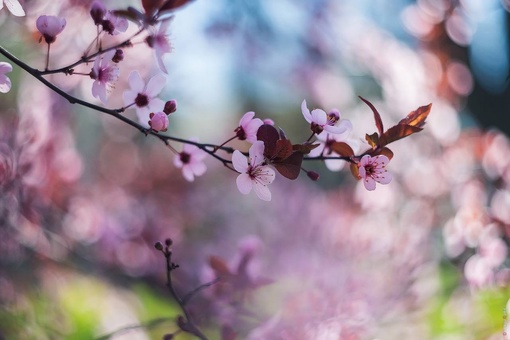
249;141;265;167
363;177;376;191
311;109;327;126
256;166;275;185
236;174;253;194
136;107;151;127
173;154;183;168
122;90;138;106
155;51;168;74
232;150;249;173
127;71;145;93
359;155;371;167
374;155;390;166
0;74;11;93
0;62;12;74
182;166;195;182
92;80;107;103
358;165;366;179
253;182;272;201
301;100;312;123
147;98;165;112
239;111;255;127
190;160;206;177
145;74;166;96
375;171;392;185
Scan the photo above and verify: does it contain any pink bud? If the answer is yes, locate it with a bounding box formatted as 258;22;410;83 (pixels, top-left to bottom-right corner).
163;100;177;115
307;171;320;181
90;1;106;25
263;118;275;125
36;15;66;44
112;49;124;63
148;111;169;132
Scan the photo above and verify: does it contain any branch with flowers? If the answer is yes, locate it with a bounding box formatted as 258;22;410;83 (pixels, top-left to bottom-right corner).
0;0;431;202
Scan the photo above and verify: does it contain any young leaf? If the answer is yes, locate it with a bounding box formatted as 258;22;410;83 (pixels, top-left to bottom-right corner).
329;141;355;157
399;103;432;128
142;0;164;17
273;139;293;160
366;147;394;160
292;142;319;155
159;0;192;13
257;124;279;158
379;124;422;146
359;96;384;136
273;152;303;180
365;132;379;149
350;162;360;179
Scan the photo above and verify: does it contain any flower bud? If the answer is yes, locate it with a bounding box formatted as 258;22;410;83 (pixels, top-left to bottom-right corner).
163;100;177;115
307;170;320;181
148;112;169;132
154;241;164;251
90;1;106;26
165;238;173;247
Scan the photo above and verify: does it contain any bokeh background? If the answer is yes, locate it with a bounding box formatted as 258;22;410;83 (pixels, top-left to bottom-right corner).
1;0;510;339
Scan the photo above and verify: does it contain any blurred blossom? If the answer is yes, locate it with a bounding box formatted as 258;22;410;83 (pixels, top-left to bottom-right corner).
36;15;67;44
173;138;207;182
0;62;12;93
490;190;510;224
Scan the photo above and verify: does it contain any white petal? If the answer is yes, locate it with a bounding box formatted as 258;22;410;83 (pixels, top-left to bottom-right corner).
253;182;272;201
301;100;312;123
155;51;168;74
147;98;165;112
92;80;107;103
128;71;145;93
123;90;137;106
135;107;151;127
311;109;327;126
5;0;25;17
256;166;275;185
190;160;206;177
145;74;166;96
232;150;248;173
236;174;253;194
249;141;265;167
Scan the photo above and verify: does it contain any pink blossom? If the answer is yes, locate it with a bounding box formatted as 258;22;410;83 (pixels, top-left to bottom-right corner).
308;129;356;172
173;139;207;182
36;15;66;44
263;118;275;126
0;62;12;93
123;71;166;127
90;50;120;104
235;111;263;143
301;100;351;136
0;0;25;17
148;112;169;132
232;141;275;201
145;20;172;73
357;154;392;191
90;1;128;35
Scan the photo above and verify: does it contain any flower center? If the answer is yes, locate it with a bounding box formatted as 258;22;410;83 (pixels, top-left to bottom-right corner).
135;93;149;107
180;152;191;164
235;126;247;140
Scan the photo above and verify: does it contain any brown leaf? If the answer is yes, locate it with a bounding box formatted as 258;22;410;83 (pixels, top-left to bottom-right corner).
273;139;293;160
399;103;432;128
359;96;384;136
329;141;355;157
159;0;192;13
273;152;303;180
209;256;231;275
365;132;379;149
349;162;360;179
257;124;279;159
366;147;394;160
292;142;320;155
142;0;164;16
379;124;422;146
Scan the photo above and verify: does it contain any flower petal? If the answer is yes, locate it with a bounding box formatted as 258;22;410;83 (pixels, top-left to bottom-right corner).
128;71;145;93
311;109;327;126
256;166;275;185
363;177;376;191
182;166;195;182
239;111;255;127
253;182;272;201
375;171;392;185
0;62;12;74
359;155;371;167
358;165;366;179
236;174;253;195
190;160;207;177
232;150;249;173
301;100;312;123
249;141;265;167
0;74;12;93
145;74;166;96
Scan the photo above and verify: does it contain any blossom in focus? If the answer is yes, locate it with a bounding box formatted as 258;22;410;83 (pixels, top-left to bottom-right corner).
357;154;392;191
173;139;207;182
36;15;66;44
90;50;120;104
0;62;12;93
145;20;172;73
232;141;275;201
235;111;263;143
0;0;25;17
148;112;168;132
123;71;166;127
301;100;351;136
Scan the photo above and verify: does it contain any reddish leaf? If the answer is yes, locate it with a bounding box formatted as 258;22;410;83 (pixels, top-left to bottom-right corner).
366;147;394;160
209;256;231;275
273;152;303;180
278;127;287;140
273;139;293;160
329;141;355;157
159;0;192;12
257;124;279;158
365;133;379;149
379;124;422;146
359;96;384;136
399;103;432;128
293;142;320;155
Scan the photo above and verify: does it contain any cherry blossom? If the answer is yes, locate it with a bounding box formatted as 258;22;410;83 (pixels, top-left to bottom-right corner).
145;20;172;73
173;139;207;182
123;71;166;127
235;111;263;143
301;100;351;136
232;141;275;201
357;154;392;191
36;16;67;44
148;112;169;132
90;1;128;36
90;50;120;104
0;0;25;17
0;62;12;93
308;129;357;172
